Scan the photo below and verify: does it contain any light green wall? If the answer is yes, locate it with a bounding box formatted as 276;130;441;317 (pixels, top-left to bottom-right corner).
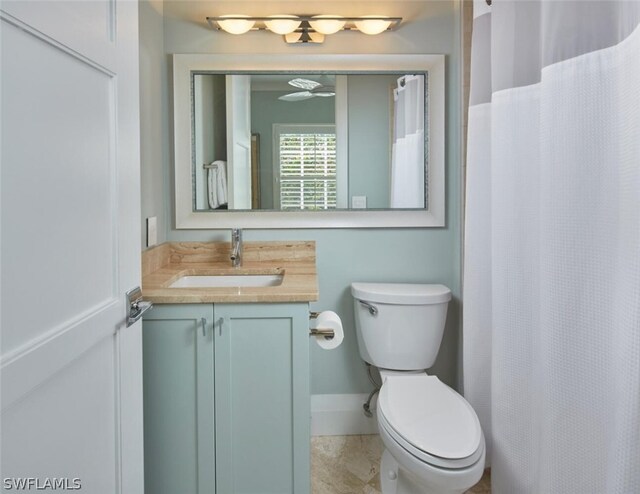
347;74;398;209
250;91;335;209
139;0;463;394
139;0;167;247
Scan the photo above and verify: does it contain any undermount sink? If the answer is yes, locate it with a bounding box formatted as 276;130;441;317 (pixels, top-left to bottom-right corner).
169;274;284;288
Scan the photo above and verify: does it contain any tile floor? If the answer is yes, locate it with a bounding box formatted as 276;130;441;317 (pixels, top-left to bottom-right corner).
311;435;490;494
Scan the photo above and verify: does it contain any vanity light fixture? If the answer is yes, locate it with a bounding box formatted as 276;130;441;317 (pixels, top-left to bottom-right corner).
265;15;302;35
206;15;402;44
215;14;255;35
354;15;394;35
309;15;346;35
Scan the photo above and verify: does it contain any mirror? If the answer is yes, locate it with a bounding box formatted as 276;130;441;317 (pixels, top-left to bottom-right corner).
193;72;426;212
174;54;445;228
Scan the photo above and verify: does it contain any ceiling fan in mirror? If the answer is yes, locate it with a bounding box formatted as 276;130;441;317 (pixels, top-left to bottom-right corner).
278;77;335;102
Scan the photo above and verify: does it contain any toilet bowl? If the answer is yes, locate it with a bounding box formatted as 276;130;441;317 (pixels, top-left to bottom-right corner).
351;282;485;494
376;373;485;494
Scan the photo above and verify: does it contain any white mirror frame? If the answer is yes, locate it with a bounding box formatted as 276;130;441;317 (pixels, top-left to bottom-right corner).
173;54;445;229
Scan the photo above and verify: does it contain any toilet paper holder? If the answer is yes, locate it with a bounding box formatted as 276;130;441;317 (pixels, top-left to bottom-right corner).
309;311;335;340
309;328;335;340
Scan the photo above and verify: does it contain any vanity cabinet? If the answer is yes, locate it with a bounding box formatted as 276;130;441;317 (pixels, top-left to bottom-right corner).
142;303;310;494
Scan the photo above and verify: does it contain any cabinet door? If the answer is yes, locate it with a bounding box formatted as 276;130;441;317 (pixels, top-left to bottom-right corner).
214;303;310;494
143;304;215;494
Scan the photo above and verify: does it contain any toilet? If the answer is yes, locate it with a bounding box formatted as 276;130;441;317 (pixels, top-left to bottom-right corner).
351;282;485;494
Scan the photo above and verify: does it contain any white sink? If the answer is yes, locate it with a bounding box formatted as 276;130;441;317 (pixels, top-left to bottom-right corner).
169;274;283;288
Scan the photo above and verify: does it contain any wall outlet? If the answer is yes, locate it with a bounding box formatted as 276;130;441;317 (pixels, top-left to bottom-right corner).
351;196;367;209
146;217;158;247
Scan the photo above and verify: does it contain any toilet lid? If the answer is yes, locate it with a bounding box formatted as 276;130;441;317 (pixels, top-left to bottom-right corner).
351;282;451;305
378;375;482;461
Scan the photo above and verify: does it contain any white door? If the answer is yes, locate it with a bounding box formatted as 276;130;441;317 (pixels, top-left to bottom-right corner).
1;2;143;493
226;74;252;209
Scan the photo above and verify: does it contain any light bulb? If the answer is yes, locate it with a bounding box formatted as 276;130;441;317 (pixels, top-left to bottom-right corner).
309;15;346;35
217;15;255;35
354;16;392;35
265;15;301;35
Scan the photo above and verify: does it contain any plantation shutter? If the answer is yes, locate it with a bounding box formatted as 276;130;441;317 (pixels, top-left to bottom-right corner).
278;130;337;210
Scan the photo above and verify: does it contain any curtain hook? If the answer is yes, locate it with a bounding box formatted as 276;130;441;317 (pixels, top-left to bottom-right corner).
486;0;492;5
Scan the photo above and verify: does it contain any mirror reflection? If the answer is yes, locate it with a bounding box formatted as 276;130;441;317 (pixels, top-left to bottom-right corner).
192;72;426;212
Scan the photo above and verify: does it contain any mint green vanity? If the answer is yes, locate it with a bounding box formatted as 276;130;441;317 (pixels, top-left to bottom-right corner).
140;240;318;494
143;302;311;494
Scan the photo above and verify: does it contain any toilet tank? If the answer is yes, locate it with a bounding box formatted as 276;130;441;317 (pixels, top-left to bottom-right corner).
351;283;451;371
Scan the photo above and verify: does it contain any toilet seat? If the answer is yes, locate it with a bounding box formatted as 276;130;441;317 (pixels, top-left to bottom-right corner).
377;375;483;469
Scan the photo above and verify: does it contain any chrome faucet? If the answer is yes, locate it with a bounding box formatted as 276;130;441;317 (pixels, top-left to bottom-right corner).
230;228;242;267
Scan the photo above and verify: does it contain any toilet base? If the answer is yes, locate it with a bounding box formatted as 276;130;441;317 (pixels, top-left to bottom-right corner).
380;449;473;494
381;449;419;494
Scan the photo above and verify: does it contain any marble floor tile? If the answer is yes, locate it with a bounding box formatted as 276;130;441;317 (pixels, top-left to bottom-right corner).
311;434;490;494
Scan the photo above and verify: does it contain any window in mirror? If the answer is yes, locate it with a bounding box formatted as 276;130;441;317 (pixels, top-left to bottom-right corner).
275;125;338;210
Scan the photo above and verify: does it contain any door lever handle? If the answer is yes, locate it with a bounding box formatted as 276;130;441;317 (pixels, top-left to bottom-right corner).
126;287;153;327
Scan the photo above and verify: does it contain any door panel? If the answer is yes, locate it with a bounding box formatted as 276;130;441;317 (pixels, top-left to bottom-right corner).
1;20;117;356
1;0;117;68
2;338;118;492
0;0;142;491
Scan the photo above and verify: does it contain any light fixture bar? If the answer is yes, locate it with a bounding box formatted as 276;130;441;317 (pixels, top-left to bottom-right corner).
206;16;403;33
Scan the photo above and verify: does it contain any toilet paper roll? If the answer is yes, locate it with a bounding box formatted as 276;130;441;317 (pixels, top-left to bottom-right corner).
312;310;344;350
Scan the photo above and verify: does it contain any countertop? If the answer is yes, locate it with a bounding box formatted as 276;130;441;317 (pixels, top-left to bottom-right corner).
141;241;319;304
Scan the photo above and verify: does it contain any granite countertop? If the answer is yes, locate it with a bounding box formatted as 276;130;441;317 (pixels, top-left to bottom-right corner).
141;241;319;304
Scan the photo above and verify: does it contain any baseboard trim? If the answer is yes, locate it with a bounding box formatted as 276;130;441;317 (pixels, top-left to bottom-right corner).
311;393;379;436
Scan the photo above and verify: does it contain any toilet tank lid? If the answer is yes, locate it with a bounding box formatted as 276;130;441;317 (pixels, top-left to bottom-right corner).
350;283;451;305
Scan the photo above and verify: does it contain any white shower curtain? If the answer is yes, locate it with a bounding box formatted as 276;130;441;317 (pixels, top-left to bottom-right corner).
464;1;640;493
390;75;425;208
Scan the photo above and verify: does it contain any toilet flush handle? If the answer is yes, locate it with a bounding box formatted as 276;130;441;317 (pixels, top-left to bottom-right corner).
358;300;378;316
